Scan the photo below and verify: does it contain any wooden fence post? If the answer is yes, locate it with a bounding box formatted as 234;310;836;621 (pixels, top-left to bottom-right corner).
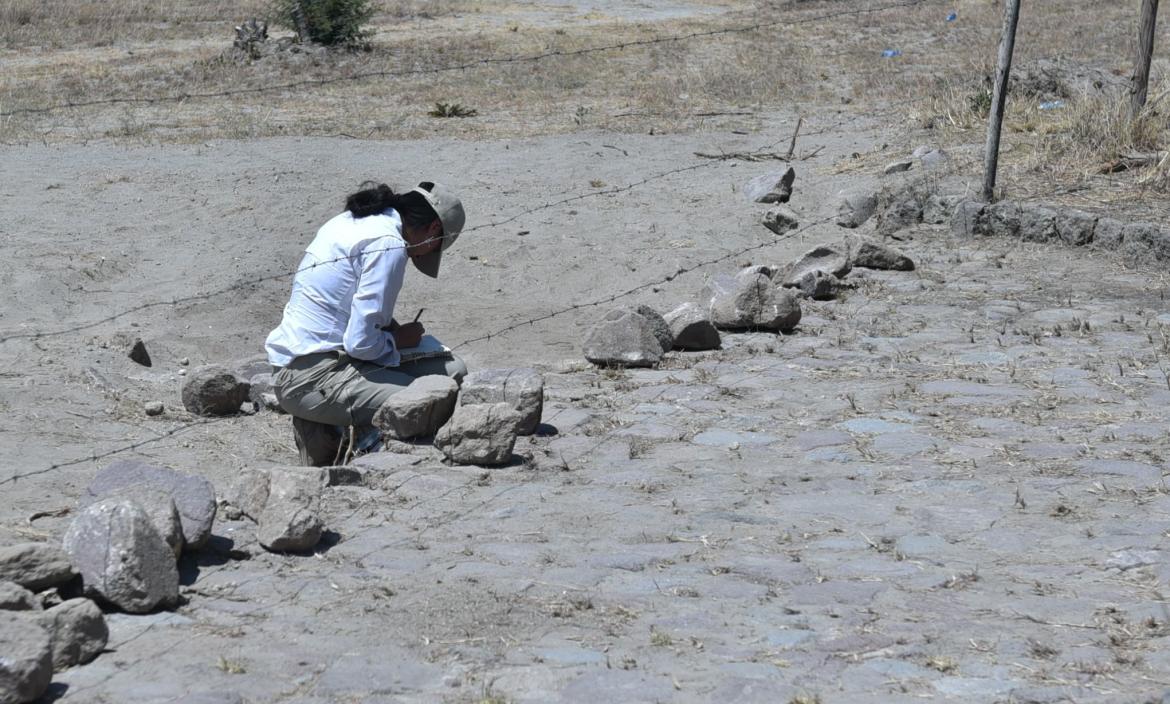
1130;0;1160;118
982;0;1023;203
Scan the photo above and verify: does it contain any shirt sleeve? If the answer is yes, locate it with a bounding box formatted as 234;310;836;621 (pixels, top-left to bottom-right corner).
342;237;408;362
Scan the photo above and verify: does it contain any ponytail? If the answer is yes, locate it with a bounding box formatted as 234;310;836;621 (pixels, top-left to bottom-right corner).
345;181;439;230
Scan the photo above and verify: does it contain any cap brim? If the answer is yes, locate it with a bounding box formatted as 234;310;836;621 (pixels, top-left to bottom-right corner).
412;249;442;278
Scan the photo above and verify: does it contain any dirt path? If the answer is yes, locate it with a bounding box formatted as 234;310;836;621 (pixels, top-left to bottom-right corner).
4;115;1170;702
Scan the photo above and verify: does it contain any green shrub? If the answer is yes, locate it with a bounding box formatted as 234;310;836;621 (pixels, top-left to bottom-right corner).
271;0;373;46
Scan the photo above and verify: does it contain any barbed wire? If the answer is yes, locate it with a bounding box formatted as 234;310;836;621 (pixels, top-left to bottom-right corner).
0;0;927;119
0;211;833;485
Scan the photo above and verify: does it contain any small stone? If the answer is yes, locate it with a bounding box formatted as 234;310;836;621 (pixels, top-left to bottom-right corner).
702;268;801;332
85;486;183;558
779;245;852;287
259;392;283;413
178;369;186;377
181;364;249;416
37;598;108;670
0;583;40;612
459;369;545;436
127;339;152;367
144;401;165;416
582;306;670;368
743;167;796;204
835;188;878;229
84;460;217;551
0;613;53;704
848;237;915;271
0;543;77;593
248;373;275;407
255;469;324;553
179;357;190;366
371;375;459;440
917;149;949;170
62;499;179;613
434;403;523;466
761;205;799;235
663;302;720;351
883;160;913;175
796;270;843;300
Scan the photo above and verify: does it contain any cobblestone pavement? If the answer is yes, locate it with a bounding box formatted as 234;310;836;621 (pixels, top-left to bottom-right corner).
43;225;1170;703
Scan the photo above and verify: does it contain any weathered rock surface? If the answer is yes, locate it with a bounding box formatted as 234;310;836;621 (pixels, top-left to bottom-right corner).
633;305;673;353
582;307;670;368
235;468;324;553
0;583;39;612
702;269;802;332
460;368;545;436
849;237;915;271
62;499;179;614
0;544;76;593
796;270;843;300
84;485;183;558
127;338;152;367
84;460;217;551
663;302;721;351
779;245;852;287
761;205;799;235
0;613;52;704
743;167;795;204
371;375;459;440
37;598;108;670
875;183;926;235
181;364;249;416
232;354;271;383
434;403;523;466
835;188;877;229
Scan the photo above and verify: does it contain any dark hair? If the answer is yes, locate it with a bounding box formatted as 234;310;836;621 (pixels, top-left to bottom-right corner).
345;181;437;230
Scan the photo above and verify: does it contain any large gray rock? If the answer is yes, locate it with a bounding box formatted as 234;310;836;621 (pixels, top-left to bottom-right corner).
181;364;249;416
849;237;915;271
37;599;107;671
0;544;76;594
1056;210;1097;247
1121;222;1170;262
62;499;179;614
582;307;669;368
1018;204;1059;242
633;305;673;353
1093;217;1126;250
84;485;183;559
663;302;720;351
761;205;799;235
950;200;988;238
922;193;962;225
434;403;522;466
984;200;1022;238
743;167;795;204
234;469;324;553
0;613;52;704
0;583;39;612
796;270;843;300
702;269;802;332
835;188;878;229
459;369;544;436
875;186;925;235
779;245;852;287
85;460;217;551
371;375;459;440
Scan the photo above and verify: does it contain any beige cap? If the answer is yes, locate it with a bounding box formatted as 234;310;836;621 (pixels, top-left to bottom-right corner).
409;182;465;278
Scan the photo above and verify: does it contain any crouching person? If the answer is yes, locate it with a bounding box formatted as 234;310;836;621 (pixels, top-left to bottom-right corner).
265;181;468;465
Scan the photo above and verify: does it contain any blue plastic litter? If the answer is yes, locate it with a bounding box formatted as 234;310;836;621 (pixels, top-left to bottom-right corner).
946;11;958;21
881;49;902;58
1039;100;1065;110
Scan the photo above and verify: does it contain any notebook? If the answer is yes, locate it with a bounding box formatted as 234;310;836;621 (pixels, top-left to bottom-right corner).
399;334;453;363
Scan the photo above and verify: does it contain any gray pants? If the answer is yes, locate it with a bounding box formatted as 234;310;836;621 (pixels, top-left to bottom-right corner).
272;351;467;427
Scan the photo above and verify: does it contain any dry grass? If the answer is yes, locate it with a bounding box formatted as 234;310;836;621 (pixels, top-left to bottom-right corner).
1;0;1166;214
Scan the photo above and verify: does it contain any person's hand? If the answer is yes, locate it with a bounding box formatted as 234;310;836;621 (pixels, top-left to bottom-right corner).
392;322;425;349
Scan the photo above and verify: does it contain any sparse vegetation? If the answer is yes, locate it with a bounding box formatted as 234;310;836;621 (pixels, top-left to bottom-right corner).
271;0;374;46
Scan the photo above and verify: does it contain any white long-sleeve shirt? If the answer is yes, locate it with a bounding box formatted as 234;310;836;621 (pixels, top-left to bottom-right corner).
266;209;407;368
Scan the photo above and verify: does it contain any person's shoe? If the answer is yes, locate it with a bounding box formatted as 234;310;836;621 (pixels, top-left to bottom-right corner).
291;416;341;467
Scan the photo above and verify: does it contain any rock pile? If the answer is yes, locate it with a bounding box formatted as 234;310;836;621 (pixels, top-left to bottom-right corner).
952;199;1170;263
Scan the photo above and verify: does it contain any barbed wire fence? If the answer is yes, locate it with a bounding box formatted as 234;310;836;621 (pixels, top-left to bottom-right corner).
0;0;927;120
0;0;933;483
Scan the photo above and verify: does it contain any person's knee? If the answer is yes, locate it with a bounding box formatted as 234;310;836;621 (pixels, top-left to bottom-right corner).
447;355;468;383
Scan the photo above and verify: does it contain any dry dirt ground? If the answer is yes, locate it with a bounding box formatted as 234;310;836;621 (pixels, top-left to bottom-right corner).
3;0;1170;703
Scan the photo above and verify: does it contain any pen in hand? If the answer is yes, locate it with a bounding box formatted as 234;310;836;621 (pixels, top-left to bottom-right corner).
412;308;425;323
